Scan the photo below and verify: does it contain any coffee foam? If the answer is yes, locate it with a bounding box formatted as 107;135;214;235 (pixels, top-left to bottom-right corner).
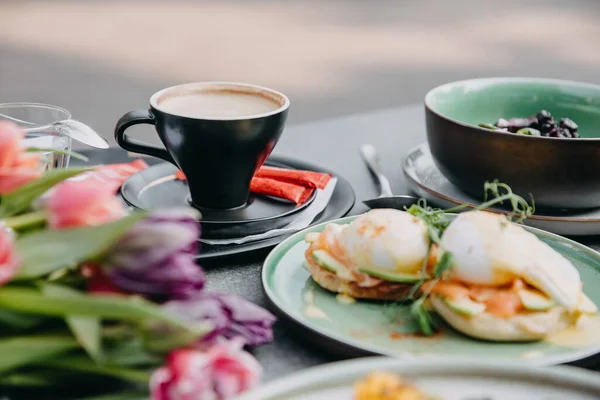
151;82;288;120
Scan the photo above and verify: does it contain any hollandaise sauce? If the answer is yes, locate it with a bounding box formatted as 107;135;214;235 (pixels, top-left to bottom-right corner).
545;315;600;348
303;288;329;319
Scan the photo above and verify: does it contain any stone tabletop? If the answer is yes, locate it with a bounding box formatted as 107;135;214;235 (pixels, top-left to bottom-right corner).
76;104;600;386
202;104;600;380
205;104;431;380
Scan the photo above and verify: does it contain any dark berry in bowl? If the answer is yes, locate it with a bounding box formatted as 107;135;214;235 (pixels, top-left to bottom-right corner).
536;109;552;123
557;128;572;138
540;122;556;134
480;110;580;139
560;117;578;133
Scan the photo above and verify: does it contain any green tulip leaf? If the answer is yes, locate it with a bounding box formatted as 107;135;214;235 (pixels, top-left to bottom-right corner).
40;355;152;384
14;212;147;280
78;390;149;400
0;372;57;387
0;285;201;333
67;316;102;360
0;335;78;374
41;283;102;362
0;167;90;218
3;210;48;232
104;338;162;367
0;309;45;330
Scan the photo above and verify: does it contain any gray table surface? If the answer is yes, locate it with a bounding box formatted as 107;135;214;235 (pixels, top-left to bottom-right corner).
194;104;600;381
204;105;428;380
71;104;600;389
5;105;428;400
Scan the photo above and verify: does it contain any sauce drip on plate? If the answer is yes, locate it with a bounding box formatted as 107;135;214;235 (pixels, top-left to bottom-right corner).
545;315;600;348
303;288;329;319
336;294;356;304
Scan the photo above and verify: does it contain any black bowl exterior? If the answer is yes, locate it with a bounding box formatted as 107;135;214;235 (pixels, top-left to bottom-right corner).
425;105;600;209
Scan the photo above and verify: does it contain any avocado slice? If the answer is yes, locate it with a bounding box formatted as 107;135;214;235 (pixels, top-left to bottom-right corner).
311;250;342;273
442;296;486;317
358;267;426;283
518;289;555;311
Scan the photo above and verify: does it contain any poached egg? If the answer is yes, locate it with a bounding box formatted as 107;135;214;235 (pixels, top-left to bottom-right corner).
325;209;430;274
440;211;584;311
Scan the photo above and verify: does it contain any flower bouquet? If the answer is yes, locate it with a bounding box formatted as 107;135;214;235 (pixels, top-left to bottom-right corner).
0;121;276;400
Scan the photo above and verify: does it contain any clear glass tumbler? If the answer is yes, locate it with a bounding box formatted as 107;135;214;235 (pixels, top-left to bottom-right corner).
0;103;74;169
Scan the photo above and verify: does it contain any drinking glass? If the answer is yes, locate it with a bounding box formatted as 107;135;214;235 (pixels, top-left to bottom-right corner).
0;102;73;169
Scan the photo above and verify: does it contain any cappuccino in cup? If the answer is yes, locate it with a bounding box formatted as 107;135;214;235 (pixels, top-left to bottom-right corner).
115;82;290;209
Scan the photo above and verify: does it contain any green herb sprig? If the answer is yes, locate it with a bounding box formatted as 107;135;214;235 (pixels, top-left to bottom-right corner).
408;253;453;336
444;179;535;223
409;295;437;336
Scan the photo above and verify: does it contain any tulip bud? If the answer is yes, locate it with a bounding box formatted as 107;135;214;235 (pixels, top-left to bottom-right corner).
104;208;205;300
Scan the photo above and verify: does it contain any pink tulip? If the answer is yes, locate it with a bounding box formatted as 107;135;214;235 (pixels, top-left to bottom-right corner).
0;121;43;194
150;338;262;400
0;227;21;286
47;180;125;230
0;168;43;194
0;121;23;168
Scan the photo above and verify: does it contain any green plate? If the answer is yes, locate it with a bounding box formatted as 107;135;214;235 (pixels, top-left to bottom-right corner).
262;215;600;366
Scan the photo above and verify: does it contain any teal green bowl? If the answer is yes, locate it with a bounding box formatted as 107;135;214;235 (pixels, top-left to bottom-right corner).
424;77;600;209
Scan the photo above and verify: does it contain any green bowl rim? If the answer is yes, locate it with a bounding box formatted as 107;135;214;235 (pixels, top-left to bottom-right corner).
424;77;600;142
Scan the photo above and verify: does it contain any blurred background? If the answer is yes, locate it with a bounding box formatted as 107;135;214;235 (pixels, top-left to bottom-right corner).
1;0;599;147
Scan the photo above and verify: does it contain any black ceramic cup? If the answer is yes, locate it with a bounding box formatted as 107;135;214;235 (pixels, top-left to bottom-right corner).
114;82;290;210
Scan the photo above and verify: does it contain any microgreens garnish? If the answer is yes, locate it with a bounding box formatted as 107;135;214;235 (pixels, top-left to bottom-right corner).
406;256;453;336
409;295;438;336
444;179;536;223
387;180;535;336
433;252;453;278
405;199;451;244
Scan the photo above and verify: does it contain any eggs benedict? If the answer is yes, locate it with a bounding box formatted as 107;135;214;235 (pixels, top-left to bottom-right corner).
304;209;435;300
425;210;598;341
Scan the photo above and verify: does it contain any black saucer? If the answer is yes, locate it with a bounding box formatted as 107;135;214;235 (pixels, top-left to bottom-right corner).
72;149;355;261
121;160;316;239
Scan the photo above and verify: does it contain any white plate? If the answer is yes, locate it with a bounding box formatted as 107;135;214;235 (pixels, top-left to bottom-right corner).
235;357;600;400
404;143;600;236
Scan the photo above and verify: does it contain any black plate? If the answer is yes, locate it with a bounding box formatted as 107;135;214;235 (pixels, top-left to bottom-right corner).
120;161;317;239
72;149;356;261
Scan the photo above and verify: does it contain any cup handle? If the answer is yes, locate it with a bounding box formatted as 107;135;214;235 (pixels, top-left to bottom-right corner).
114;109;174;163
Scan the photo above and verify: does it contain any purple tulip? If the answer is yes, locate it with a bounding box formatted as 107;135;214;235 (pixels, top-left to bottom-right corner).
104;208;205;300
163;292;276;347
